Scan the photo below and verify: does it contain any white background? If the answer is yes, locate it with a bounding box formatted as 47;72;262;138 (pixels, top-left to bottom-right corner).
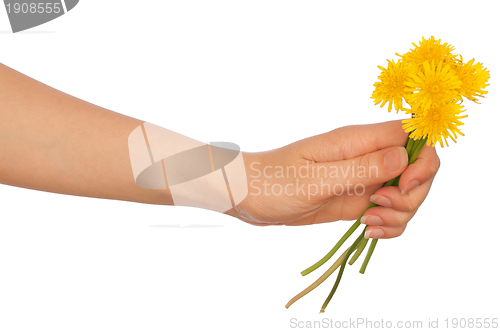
1;1;499;331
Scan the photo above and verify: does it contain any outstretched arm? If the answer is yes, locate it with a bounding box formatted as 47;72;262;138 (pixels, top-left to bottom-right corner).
0;62;173;205
0;62;440;238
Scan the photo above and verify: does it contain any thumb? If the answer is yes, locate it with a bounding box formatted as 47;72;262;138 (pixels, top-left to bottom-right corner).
319;146;408;189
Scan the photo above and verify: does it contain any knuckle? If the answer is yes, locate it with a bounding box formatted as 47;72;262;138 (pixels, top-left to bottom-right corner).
356;154;372;175
403;196;418;212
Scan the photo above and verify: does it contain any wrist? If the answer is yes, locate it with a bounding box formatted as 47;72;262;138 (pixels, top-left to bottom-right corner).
129;122;251;213
225;151;270;223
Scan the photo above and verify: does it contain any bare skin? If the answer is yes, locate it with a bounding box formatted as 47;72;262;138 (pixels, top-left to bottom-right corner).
232;121;440;240
0;62;439;238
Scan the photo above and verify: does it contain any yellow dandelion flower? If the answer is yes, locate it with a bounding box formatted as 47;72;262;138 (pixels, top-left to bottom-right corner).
455;57;490;103
404;60;462;114
402;101;467;147
371;59;412;112
398;36;459;69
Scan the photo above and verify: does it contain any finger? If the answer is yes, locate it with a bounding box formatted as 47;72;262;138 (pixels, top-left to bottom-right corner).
364;225;407;239
303;120;408;163
319;146;408;189
368;176;434;212
360;206;416;227
398;144;440;195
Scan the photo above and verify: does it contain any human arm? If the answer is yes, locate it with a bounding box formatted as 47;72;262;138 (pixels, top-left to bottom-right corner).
0;62;440;238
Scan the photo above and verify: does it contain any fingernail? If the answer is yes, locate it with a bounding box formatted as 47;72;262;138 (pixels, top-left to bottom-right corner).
370;194;392;207
401;180;420;195
384;147;407;171
364;228;385;239
360;215;383;225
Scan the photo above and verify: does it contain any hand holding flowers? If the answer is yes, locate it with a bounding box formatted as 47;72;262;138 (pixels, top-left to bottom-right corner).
286;36;489;313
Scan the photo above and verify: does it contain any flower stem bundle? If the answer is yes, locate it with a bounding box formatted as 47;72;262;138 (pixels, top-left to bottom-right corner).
286;36;489;313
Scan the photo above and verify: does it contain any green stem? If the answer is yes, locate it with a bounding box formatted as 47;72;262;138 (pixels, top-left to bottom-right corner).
320;227;367;313
409;138;427;165
348;237;369;265
300;135;430;311
384;177;397;187
285;247;350;309
356;136;419;272
359;239;378;274
392;176;401;187
301;222;358;276
406;137;415;158
301;203;376;276
302;176;402;277
358;136;427;273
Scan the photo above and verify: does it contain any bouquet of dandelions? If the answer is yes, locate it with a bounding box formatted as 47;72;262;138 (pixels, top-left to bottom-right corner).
285;36;490;313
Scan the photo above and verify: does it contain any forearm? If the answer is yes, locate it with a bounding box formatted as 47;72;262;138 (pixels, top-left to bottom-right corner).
0;62;173;205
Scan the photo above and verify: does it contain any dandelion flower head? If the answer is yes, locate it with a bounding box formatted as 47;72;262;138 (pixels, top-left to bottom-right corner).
371;59;412;113
372;37;489;147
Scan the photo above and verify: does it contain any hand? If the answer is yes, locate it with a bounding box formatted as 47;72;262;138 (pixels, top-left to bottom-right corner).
226;120;440;239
